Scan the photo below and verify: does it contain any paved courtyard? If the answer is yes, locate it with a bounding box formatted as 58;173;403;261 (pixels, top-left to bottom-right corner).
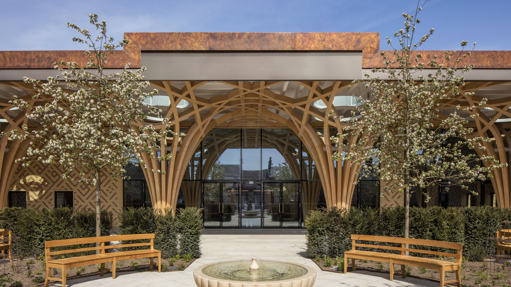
57;233;438;287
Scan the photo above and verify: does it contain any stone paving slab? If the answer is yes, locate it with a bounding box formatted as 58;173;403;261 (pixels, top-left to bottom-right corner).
49;234;438;287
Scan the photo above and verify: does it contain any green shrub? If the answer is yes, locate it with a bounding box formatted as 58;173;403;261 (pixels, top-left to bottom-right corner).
324;256;332;267
305;206;511;261
0;208;111;257
32;277;44;284
177;207;202;258
10;281;22;287
305;209;327;258
118;207;201;258
154;209;178;258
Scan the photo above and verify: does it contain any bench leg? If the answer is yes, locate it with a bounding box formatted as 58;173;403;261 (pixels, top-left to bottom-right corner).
62;266;67;287
8;246;11;263
149;258;154;270
351;258;356;271
100;263;105;276
344;256;348;274
389;260;394;281
456;268;461;287
401;264;406;278
440;267;445;287
158;255;161;272
112;259;116;279
44;264;50;287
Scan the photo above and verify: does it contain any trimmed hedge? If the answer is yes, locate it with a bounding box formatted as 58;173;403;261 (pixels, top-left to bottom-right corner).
118;207;202;258
0;207;111;257
305;206;511;261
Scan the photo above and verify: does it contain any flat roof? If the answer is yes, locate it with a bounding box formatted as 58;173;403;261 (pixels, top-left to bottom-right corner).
1;32;511;70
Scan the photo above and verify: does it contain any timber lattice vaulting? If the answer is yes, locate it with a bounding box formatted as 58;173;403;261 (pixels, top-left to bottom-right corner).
1;32;511;211
1;79;511;211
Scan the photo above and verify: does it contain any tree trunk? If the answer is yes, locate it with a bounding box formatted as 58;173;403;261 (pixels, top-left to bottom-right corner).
96;169;101;253
404;187;410;238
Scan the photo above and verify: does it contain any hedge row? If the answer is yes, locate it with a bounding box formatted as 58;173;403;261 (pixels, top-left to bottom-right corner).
0;207;111;257
118;207;202;258
305;206;511;261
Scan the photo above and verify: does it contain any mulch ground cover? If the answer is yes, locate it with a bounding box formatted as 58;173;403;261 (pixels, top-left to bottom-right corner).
313;257;511;287
0;256;194;287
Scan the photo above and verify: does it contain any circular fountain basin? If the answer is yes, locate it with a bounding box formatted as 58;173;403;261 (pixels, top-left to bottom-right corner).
193;260;316;287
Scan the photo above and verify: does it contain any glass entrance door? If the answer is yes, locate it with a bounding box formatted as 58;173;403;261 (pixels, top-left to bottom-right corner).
203;182;240;227
263;182;301;227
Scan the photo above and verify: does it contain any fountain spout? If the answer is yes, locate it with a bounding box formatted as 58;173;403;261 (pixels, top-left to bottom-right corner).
249;257;260;271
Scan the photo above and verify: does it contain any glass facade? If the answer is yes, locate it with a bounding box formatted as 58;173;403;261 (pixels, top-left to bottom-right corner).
123;128;387;228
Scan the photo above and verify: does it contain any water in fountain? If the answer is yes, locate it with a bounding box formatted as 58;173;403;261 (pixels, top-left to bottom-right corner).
202;259;308;282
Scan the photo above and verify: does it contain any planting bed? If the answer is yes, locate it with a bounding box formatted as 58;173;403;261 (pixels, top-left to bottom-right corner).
313;257;511;287
0;256;194;286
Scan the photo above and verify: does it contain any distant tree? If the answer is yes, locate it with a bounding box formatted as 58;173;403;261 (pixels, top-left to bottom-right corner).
9;14;171;238
333;1;505;239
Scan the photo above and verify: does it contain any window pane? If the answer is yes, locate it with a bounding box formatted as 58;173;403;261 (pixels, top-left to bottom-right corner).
55;191;73;208
359;180;379;209
124;180;144;208
203;129;240;180
242;129;261;180
262;129;299;180
8;191;26;208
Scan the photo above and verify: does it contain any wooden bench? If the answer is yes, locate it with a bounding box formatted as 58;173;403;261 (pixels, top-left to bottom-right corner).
344;235;462;287
0;229;12;262
44;234;161;287
497;229;511;261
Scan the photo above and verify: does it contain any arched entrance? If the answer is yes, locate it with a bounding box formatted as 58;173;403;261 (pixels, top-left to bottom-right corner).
183;128;321;228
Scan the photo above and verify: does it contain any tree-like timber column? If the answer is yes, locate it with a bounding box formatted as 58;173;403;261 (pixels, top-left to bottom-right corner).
462;91;511;208
140;80;377;214
0;114;31;207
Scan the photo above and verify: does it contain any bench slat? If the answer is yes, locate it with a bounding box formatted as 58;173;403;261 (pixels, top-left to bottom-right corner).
354;244;460;258
351;234;462;250
46;234;155;248
49;242;152;256
355;243;402;252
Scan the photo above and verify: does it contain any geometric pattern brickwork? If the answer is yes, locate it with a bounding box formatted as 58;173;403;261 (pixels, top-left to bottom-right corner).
380;180;404;208
10;161;122;227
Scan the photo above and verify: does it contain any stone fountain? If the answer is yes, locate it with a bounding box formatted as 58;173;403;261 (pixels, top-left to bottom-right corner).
193;257;316;287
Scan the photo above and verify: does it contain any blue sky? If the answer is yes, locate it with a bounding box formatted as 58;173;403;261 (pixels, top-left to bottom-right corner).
1;0;510;51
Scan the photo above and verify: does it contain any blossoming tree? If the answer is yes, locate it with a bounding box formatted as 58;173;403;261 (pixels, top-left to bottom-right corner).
333;1;506;239
10;15;171;238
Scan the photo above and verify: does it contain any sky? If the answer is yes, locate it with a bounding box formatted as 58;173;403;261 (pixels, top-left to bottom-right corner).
0;0;510;51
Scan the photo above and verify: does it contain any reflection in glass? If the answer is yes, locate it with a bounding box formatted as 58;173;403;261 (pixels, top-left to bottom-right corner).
123;180;151;208
242;129;261;180
223;182;240;227
263;182;300;227
203;182;240;227
203;182;221;227
241;181;261;228
203;129;241;180
262;129;299;180
359;180;379;209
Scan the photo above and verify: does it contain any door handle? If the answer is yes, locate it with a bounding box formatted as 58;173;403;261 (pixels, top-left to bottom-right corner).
222;203;225;213
282;203;285;213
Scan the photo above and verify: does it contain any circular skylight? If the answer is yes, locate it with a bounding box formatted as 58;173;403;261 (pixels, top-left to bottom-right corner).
313;96;361;109
143;96;189;109
176;100;190;109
